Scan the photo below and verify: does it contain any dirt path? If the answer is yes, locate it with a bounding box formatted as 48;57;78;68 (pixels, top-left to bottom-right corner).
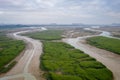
0;30;44;80
63;28;120;80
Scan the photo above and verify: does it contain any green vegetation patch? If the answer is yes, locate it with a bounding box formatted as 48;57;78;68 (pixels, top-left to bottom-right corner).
0;61;17;73
87;36;120;55
41;41;113;80
0;32;25;73
23;30;63;40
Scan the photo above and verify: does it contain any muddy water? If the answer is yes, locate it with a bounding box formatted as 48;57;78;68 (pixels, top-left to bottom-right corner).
63;28;120;80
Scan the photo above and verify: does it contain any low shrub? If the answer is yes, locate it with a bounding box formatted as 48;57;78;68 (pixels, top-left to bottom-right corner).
40;41;113;80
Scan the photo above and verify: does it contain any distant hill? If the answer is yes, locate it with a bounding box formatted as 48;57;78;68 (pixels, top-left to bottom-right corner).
0;25;30;29
0;24;119;30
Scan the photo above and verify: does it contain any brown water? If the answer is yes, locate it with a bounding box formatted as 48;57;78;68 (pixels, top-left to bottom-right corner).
63;37;120;80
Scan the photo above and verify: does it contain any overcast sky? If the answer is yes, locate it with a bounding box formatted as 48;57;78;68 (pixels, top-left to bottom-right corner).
0;0;120;24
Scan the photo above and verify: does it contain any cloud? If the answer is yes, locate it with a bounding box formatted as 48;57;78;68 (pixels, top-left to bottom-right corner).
0;0;62;11
0;11;4;14
0;0;120;24
107;12;120;18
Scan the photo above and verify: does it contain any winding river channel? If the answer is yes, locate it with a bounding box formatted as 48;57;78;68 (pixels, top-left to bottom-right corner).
0;27;120;80
63;27;120;80
0;28;46;80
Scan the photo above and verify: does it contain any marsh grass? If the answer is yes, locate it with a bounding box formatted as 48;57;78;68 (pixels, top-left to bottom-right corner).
0;33;25;73
41;41;113;80
87;36;120;55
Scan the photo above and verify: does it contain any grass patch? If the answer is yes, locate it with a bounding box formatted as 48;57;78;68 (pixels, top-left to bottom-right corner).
41;41;113;80
22;30;64;40
0;32;25;73
0;61;17;73
87;36;120;55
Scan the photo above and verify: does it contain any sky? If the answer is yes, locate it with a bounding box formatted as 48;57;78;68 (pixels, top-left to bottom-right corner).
0;0;120;24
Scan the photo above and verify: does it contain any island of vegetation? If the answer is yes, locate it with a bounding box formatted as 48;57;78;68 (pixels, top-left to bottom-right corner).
22;30;63;40
87;36;120;55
